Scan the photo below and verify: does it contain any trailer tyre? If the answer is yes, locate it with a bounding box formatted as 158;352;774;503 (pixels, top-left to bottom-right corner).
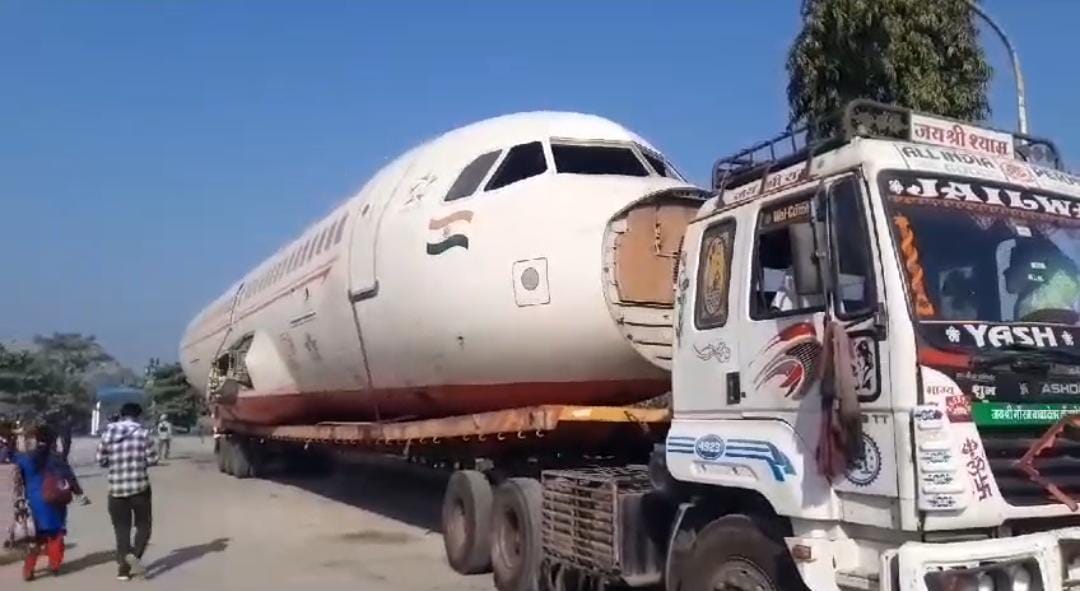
442;470;494;575
491;478;543;591
681;514;806;591
215;440;227;474
231;440;253;479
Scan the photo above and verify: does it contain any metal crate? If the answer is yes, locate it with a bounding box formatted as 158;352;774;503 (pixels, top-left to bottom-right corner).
541;466;658;581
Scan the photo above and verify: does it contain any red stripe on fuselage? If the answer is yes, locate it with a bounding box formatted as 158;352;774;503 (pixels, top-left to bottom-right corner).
214;378;669;426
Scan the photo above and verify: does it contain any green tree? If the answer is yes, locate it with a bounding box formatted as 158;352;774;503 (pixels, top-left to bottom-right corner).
0;344;69;421
787;0;992;131
0;334;136;427
145;362;203;429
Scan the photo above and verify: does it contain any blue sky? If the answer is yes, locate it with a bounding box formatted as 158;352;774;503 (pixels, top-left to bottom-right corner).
1;1;1077;370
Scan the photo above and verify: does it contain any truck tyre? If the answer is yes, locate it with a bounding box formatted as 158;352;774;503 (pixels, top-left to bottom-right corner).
442;470;494;575
681;514;806;591
491;478;543;591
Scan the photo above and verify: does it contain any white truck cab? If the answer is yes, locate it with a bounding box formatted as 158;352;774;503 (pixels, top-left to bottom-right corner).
663;101;1080;591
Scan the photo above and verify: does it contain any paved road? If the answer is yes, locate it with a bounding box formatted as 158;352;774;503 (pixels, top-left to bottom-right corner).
2;437;492;590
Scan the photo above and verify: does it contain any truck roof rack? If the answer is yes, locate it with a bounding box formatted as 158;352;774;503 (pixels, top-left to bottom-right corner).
712;99;1063;196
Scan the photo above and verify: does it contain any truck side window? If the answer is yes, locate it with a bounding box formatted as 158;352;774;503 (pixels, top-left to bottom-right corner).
445;150;501;201
695;220;736;329
750;196;825;319
829;177;876;317
485;142;547;191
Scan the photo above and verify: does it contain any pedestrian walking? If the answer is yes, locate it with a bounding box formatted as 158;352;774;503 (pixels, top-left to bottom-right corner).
58;416;73;463
156;414;173;460
14;425;89;581
97;403;158;581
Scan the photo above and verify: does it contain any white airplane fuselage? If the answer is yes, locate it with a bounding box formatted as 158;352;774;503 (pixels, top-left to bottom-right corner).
180;112;704;425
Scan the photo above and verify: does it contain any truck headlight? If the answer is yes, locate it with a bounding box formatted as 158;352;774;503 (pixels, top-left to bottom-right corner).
1010;564;1033;591
925;560;1041;591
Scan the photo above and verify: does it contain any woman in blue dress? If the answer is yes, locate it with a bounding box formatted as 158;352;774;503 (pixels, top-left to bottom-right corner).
15;425;87;581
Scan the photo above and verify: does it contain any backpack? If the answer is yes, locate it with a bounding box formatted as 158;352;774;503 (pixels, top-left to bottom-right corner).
42;471;73;506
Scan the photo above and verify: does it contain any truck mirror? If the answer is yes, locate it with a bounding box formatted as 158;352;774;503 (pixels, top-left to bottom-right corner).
791;222;823;296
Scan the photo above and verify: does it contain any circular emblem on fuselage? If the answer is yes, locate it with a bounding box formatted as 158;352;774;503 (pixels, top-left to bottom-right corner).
521;267;540;291
694;434;726;461
845;433;882;487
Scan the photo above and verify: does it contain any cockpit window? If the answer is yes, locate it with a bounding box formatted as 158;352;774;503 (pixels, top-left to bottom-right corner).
485;141;547;191
551;144;649;177
445;150;502;201
638;147;683;180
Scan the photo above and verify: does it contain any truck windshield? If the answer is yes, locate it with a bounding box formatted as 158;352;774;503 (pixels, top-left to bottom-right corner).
880;170;1080;328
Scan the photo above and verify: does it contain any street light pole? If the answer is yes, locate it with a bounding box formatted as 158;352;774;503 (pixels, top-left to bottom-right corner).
966;0;1029;134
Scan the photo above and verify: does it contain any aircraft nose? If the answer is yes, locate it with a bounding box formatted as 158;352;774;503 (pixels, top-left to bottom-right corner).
601;186;708;369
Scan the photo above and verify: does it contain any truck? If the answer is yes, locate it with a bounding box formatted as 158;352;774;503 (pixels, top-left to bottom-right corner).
203;101;1080;591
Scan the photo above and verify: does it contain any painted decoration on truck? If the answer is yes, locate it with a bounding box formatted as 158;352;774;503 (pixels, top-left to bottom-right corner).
844;433;882;487
908;114;1015;159
884;171;1080;222
754;322;822;400
960;437;994;501
850;332;881;402
694;220;735;329
667;435;797;482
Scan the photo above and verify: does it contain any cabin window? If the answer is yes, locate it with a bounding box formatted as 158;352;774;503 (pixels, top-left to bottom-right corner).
750;195;826;319
446;150;501;201
316;226;330;254
695;219;736;329
552;144;649;177
828;177;876;317
485;142;547;191
333;214;348;244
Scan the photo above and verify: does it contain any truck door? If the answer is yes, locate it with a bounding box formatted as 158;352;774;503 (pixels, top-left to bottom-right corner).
820;174;897;500
735;174;896;498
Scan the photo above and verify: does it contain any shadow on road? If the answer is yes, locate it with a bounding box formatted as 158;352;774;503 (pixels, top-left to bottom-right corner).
273;459;448;533
57;549;116;574
146;537;230;579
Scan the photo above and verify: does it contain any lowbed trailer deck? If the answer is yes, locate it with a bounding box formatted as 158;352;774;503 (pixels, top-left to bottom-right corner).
213;404;672;590
220;404;670;455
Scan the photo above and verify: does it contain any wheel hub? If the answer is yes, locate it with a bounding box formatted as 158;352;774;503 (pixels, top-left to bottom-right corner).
713;558;774;591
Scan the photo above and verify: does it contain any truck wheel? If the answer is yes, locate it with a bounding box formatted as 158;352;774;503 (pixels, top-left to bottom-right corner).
491;478;543;591
442;470;494;574
681;514;806;591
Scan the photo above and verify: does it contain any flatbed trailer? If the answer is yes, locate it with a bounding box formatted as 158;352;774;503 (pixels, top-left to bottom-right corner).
213;403;670;591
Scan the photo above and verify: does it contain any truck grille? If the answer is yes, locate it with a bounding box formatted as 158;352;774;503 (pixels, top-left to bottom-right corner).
540;466;655;578
978;426;1080;506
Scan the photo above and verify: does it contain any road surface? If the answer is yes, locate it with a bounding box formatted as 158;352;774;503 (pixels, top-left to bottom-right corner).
2;436;493;590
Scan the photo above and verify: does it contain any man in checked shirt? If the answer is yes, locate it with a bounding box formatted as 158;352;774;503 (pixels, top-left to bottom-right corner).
97;402;158;581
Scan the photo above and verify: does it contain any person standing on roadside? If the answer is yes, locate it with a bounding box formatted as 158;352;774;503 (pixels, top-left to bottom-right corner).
96;403;157;581
155;414;173;461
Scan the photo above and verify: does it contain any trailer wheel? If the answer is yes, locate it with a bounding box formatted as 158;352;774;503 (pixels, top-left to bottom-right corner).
681;514;806;591
491;478;543;591
231;440;253;479
215;440;227;474
442;470;494;575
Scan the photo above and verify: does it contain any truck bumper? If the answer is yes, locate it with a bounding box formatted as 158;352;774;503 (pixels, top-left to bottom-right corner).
789;527;1080;591
891;527;1080;590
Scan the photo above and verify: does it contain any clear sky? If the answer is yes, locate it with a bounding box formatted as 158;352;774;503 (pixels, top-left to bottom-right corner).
1;1;1077;370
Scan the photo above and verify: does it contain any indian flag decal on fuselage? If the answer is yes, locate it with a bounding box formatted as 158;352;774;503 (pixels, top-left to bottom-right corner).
427;210;473;255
